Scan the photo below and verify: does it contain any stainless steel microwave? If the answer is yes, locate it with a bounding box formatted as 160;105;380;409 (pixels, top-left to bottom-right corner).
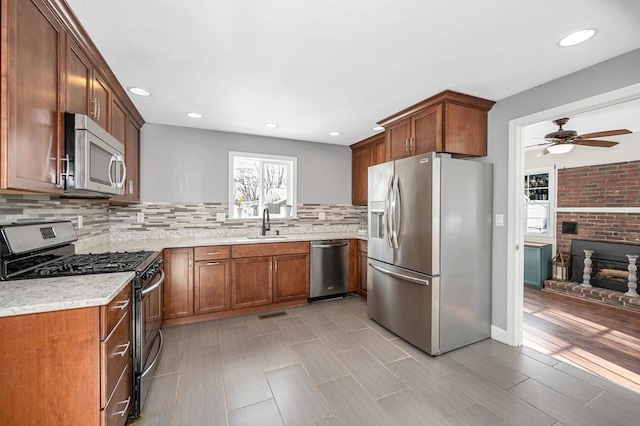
63;113;126;197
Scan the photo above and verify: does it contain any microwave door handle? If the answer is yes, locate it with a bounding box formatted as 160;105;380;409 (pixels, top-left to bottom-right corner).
116;155;127;189
108;155;117;187
385;175;394;248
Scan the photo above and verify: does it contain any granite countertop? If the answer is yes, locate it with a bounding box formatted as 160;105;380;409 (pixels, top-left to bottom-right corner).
1;232;367;318
77;231;368;253
0;271;134;318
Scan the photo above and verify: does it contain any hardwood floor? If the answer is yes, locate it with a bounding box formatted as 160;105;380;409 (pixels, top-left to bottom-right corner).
523;285;640;393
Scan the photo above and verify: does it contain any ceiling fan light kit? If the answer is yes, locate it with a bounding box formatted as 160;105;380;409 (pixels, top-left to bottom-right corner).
546;144;575;155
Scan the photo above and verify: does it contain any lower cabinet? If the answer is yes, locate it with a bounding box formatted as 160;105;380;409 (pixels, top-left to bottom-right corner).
0;282;133;426
524;243;553;288
162;242;309;326
358;241;368;296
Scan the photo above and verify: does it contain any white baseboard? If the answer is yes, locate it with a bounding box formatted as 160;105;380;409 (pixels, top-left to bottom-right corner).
490;325;514;346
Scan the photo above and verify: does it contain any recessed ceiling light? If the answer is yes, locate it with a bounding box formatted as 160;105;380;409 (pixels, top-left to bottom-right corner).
128;87;152;97
372;126;384;131
186;112;203;119
558;28;597;47
329;131;341;136
264;123;278;128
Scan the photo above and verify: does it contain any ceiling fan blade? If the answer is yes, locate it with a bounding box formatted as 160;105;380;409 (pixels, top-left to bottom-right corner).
537;147;551;157
577;129;631;139
574;139;619;147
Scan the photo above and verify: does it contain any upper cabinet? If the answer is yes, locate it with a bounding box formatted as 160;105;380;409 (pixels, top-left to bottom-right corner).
378;90;495;160
350;133;385;206
1;0;65;193
1;0;145;198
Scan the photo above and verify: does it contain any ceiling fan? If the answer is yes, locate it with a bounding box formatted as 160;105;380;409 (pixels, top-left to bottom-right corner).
535;118;631;156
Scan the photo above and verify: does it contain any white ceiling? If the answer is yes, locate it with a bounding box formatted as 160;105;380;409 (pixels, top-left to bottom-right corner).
66;0;640;146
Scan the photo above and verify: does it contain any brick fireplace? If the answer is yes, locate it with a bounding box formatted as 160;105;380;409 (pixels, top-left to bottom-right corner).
569;239;639;292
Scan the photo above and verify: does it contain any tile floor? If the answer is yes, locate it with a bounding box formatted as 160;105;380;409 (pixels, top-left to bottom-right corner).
131;295;640;426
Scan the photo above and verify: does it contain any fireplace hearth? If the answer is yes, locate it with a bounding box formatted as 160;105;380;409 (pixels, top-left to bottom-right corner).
570;239;640;293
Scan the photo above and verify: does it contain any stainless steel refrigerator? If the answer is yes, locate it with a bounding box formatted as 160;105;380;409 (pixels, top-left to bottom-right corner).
367;152;493;356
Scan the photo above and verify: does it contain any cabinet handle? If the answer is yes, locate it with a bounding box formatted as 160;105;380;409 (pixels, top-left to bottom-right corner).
274;260;278;274
189;253;193;268
113;299;130;310
409;137;414;151
112;341;131;357
206;262;220;266
404;138;409;152
90;98;98;118
113;396;131;417
97;99;101;121
206;252;219;255
128;179;134;195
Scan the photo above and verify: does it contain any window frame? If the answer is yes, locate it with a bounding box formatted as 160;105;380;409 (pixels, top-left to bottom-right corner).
523;166;556;239
228;151;297;220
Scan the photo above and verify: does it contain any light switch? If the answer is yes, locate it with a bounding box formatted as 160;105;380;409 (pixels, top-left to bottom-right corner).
216;213;226;222
495;214;504;227
136;212;145;223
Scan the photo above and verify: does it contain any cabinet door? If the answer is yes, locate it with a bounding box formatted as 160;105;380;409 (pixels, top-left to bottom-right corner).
163;248;194;319
65;37;92;115
2;0;64;193
125;119;141;201
194;260;230;314
231;257;272;309
110;97;127;144
358;250;368;294
91;70;111;131
273;254;309;302
412;104;442;155
386;118;411;161
443;103;488;156
351;144;373;206
373;137;386;164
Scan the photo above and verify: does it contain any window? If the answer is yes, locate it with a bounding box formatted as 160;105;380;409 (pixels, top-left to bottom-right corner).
229;152;297;219
523;169;554;236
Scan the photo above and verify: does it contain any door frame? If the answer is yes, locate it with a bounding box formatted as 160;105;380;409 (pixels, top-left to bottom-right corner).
505;83;640;346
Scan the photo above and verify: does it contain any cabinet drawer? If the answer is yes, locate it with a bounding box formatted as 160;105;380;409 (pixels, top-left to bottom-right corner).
101;308;131;408
195;245;230;261
357;240;368;253
101;363;132;426
100;284;131;338
232;241;309;258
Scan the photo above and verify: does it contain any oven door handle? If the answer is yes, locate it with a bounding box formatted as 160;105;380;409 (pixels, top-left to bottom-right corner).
141;269;164;297
141;329;163;379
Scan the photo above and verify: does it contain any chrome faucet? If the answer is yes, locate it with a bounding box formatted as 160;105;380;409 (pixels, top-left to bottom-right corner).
261;208;270;236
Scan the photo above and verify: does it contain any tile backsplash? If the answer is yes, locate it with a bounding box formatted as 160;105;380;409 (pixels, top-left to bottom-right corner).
0;195;367;242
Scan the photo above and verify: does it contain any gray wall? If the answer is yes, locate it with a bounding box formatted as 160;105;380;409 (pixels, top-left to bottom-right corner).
485;49;640;329
140;124;352;203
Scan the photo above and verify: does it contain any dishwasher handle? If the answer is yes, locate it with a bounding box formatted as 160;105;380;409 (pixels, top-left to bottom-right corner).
312;242;349;248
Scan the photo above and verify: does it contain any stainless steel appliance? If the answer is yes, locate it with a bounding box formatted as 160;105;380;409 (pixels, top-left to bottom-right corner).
0;221;162;420
310;240;350;300
63;112;126;197
367;152;493;356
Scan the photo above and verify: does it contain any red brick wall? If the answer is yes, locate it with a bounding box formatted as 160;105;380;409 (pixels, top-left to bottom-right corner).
555;160;640;254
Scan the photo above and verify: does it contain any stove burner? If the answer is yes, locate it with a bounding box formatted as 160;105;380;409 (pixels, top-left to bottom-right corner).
29;251;156;278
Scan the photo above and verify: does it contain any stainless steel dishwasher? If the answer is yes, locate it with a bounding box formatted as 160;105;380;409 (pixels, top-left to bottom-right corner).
310;240;350;300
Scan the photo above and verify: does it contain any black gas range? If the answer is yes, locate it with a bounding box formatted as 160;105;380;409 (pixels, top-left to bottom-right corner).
0;221;164;420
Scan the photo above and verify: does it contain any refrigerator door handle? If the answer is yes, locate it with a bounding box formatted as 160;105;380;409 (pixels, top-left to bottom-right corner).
369;262;430;286
385;175;394;248
392;175;402;249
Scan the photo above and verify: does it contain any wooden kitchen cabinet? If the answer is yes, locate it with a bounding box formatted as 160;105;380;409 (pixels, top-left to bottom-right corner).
0;0;65;194
273;254;309;302
66;36;93;115
379;90;495;159
524;243;553;288
0;283;133;426
358;240;368;296
111;117;142;203
231;256;273;309
350;132;386;205
163;247;194;319
194;247;231;314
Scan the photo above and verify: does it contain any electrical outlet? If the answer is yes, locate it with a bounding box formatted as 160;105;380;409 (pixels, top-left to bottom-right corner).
216;212;226;222
136;212;145;223
319;212;326;220
77;215;83;229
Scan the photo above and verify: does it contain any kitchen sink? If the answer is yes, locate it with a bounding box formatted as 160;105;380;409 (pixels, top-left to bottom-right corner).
243;235;288;241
